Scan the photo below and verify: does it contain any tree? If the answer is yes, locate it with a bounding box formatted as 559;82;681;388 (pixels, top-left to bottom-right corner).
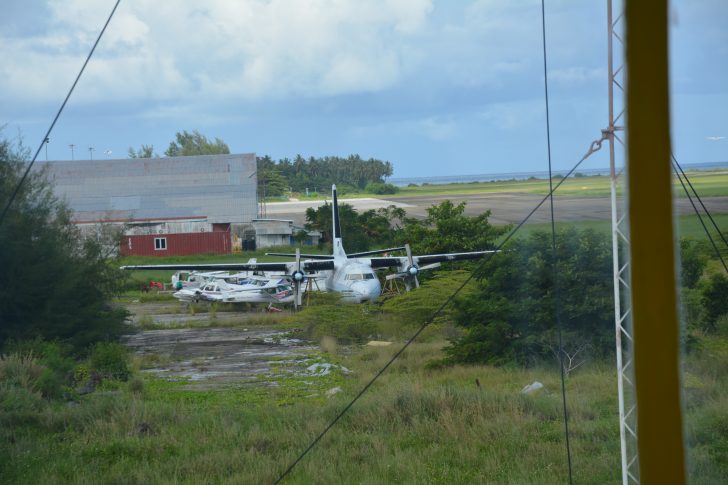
255;153;394;192
397;200;507;255
679;238;707;289
0;134;129;352
127;144;157;158
256;155;288;197
700;273;728;332
446;228;614;366
164;130;230;157
304;203;403;253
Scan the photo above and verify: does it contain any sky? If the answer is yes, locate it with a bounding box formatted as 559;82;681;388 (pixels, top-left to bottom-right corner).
1;0;726;178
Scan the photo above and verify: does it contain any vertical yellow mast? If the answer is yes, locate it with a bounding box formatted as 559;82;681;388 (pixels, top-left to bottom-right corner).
626;0;686;483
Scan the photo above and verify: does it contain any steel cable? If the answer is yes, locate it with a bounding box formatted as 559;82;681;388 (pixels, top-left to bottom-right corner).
672;160;728;274
0;0;121;228
540;0;574;482
273;137;604;483
672;155;728;252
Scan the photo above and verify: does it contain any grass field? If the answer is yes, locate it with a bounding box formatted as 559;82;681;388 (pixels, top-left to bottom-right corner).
281;170;728;201
2;326;727;484
517;213;728;242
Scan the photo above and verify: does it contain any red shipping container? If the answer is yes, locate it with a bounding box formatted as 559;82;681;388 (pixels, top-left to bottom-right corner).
120;231;231;257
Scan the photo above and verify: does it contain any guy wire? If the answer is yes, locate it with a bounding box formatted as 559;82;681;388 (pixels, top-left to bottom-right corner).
540;0;574;483
0;0;122;228
273;139;603;483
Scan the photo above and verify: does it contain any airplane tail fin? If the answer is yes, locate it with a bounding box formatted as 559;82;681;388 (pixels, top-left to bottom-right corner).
331;184;345;257
332;184;341;239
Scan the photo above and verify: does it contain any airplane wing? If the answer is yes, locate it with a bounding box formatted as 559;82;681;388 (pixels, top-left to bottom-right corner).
265;252;334;260
364;250;499;269
121;259;335;273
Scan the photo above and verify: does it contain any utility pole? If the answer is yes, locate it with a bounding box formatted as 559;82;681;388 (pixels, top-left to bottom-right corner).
69;144;75;160
88;146;95;160
44;137;49;161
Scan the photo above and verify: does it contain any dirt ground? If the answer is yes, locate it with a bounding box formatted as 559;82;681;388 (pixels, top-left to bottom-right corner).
123;302;318;390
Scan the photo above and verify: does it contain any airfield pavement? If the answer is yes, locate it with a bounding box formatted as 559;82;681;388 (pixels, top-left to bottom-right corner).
267;193;728;226
124;302;318;390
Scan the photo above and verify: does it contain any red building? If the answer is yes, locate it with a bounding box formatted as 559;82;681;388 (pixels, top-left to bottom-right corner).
120;224;232;257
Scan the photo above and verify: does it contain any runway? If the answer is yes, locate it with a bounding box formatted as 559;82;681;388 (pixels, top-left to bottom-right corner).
265;193;728;226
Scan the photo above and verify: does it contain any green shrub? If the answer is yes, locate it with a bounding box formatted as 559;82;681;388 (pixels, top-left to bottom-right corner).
35;367;67;399
701;274;728;332
0;353;44;388
1;341;78;399
128;377;145;395
716;314;728;338
0;353;47;411
89;342;131;381
365;182;399;195
681;287;706;331
288;294;378;343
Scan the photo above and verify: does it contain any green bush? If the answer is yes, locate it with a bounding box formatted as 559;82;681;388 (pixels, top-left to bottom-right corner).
701;274;728;332
289;294;378;343
680;238;708;289
716;314;728;338
681;287;706;332
89;342;131;381
365;182;399;195
0;353;46;411
0;134;131;351
447;228;613;365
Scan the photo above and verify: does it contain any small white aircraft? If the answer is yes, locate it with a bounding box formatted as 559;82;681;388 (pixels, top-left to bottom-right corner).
171;260;276;290
173;279;295;304
122;185;498;306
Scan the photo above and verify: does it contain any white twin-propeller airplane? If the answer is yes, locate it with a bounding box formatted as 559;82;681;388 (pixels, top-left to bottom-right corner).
122;185;498;306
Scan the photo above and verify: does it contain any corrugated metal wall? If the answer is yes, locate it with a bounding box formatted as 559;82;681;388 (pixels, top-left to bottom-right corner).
38;154;257;224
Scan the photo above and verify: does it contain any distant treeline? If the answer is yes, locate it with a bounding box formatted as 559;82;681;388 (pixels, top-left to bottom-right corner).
257;154;394;196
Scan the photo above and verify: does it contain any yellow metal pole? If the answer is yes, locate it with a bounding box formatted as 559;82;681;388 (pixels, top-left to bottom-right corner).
626;0;685;483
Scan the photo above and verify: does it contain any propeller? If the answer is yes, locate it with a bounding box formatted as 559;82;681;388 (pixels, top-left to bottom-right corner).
404;243;419;290
384;244;442;292
291;248;305;310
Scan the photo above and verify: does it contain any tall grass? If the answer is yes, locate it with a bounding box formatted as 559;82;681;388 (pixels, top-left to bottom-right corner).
2;337;727;483
0;342;620;484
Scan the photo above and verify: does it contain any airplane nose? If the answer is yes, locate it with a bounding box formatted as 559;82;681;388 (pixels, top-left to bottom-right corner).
351;280;381;302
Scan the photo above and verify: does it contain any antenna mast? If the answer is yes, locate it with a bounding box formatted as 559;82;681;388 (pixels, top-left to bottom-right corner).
606;1;639;483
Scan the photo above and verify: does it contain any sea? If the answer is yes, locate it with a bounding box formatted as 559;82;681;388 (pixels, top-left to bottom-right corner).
388;161;728;187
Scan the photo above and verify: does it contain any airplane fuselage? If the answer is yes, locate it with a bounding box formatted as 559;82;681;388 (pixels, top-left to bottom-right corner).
323;257;381;303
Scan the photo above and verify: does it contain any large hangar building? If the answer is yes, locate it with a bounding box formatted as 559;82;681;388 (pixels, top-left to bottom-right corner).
38;153;258;256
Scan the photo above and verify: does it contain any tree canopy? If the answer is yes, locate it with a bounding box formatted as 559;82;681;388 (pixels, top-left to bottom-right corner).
395;200;507;255
0;135;129;352
447;228;614;366
127;144;157;158
165;130;230;157
258;154;393;193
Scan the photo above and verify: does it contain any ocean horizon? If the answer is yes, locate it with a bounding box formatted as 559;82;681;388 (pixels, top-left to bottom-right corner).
388;161;728;187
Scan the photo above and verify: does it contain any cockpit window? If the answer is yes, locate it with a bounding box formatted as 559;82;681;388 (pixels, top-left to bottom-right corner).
345;273;376;280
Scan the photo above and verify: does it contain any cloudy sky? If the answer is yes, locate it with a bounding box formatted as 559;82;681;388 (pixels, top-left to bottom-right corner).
1;0;726;177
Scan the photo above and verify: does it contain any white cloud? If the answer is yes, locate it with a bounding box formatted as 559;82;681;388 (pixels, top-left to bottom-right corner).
0;0;434;107
549;67;605;85
349;115;457;142
706;136;725;141
479;101;542;130
420;117;457;141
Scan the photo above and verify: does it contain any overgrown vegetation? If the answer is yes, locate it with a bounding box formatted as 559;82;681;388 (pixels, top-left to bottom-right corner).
2;331;727;483
0;134;130;352
448;228;614;365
